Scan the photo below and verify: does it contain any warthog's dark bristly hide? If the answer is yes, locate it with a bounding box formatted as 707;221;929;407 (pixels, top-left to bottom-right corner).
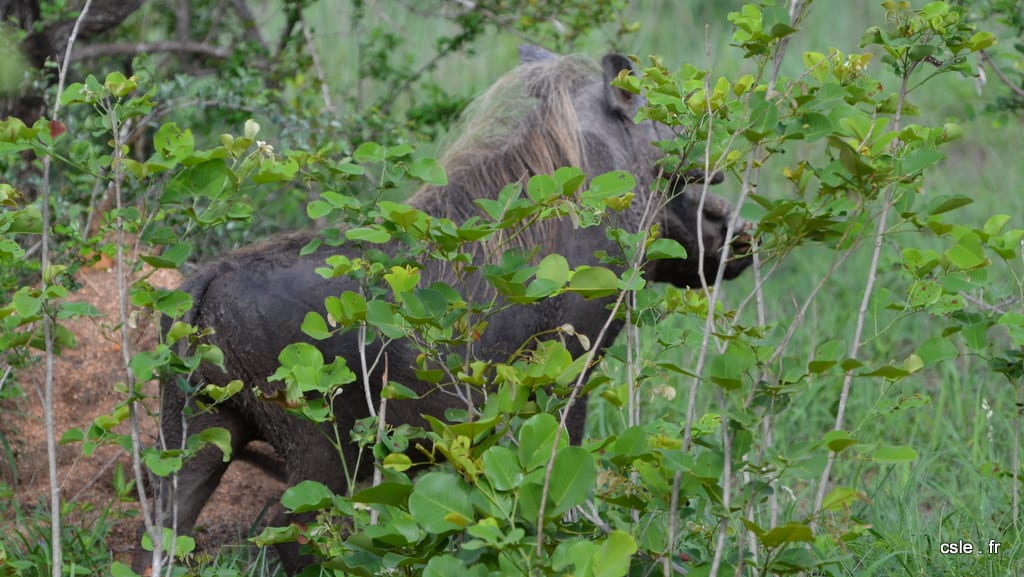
133;46;753;574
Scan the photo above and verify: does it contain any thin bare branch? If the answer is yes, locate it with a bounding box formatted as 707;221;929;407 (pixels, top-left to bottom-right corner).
370;356;389;526
42;3;95;575
300;13;334;112
767;0;811;95
174;0;189;44
229;0;268;49
72;40;233;61
812;63;914;520
1014;382;1022;528
980;49;1024;99
276;2;302;59
0;364;11;397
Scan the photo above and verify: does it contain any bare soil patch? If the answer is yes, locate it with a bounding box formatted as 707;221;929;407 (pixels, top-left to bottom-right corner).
0;265;284;565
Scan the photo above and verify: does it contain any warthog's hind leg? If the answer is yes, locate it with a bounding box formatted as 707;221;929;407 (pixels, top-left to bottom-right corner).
132;405;255;573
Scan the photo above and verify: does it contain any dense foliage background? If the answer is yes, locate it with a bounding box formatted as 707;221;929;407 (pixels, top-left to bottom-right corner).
3;0;1024;576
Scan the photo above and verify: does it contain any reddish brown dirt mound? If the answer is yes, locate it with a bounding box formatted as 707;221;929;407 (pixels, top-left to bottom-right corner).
0;266;285;564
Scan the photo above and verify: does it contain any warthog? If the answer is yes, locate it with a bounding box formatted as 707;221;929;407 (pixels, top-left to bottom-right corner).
134;46;752;573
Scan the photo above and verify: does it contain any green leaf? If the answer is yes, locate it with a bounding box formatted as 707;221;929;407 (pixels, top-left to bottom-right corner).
383;453;413;471
903;353;924;373
871;444;918;463
162;159;229;203
408;471;474;533
527;174;558;203
354;141;385;163
518;413;566;471
11;288;40;318
927;195;973;216
960;322;990;352
482;445;523;491
386;143;413;159
301;312;331;340
345;226;392;244
281;480;335;513
707;351;746;387
140;243;193;272
143;450;182;477
983;214;1011;237
192;427;233;462
803;51;829;82
153;122;194;161
200;380;243;403
251;524;300;547
536;253;569;285
366;300;406;339
945;232;988;270
758;523;814;547
277;342;324;370
823;430;857;453
307;199;334;219
901;148;944;176
544;446;596;517
998;313;1024;347
424;556;479;577
901;247;940;277
253;157;299;184
129;349;170;382
384;265;421;297
860;364;910;379
109;562;139;577
140;528;195;559
799;112;833;142
567;266;619;299
612;425;648;459
646;238;687;260
351;481;413;506
408;157;448;185
382;381;419;400
969;31;996;52
692;450;724;480
811;338;843;375
553;539;596;574
820;486;866;511
593;531;638;577
585;170;635;202
907;280;941;308
5;205;41;233
327;291;367;324
555;166;586;195
909;43;938;62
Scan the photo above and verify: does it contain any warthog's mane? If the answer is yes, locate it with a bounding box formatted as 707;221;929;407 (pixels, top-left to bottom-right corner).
409;55;600;226
218;57;602;270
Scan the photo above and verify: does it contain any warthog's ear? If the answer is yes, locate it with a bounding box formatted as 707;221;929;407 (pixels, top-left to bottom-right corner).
601;53;639;118
519;44;558;64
